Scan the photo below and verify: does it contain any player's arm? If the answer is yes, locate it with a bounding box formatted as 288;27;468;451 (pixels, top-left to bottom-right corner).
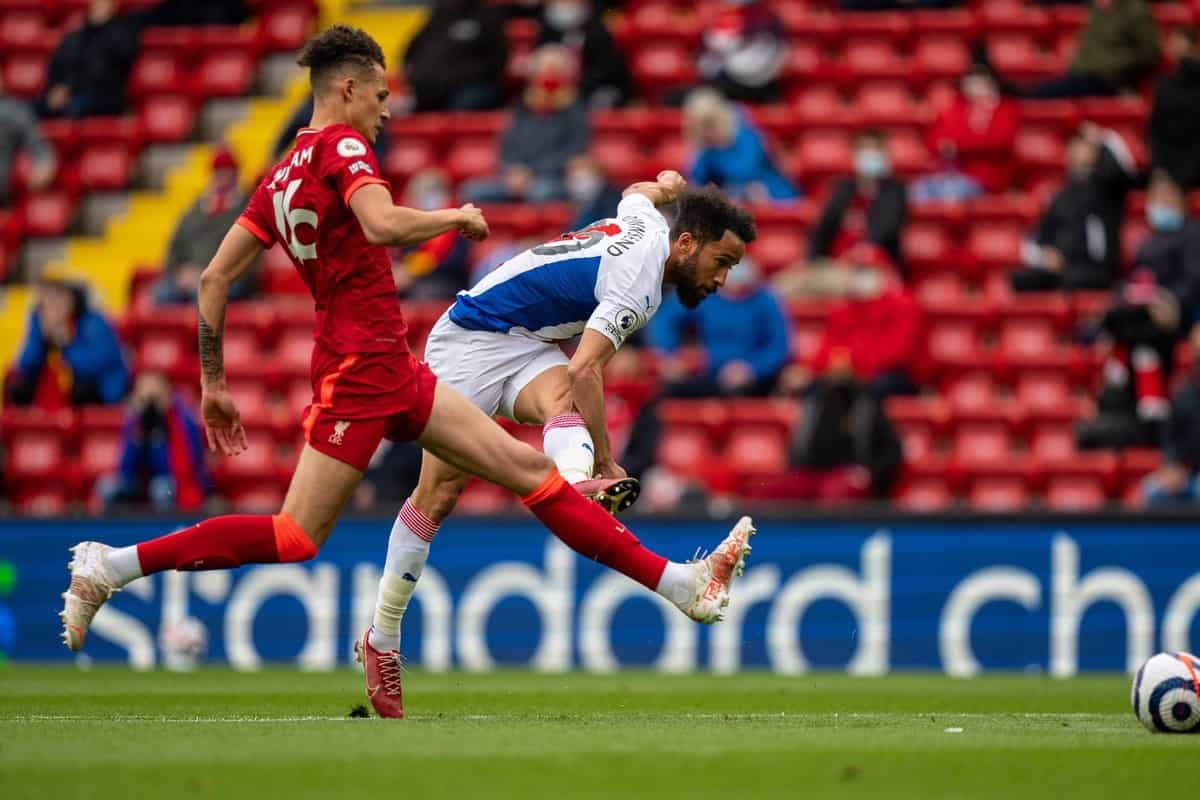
567;329;621;477
197;223;262;455
349;183;488;247
622;170;687;208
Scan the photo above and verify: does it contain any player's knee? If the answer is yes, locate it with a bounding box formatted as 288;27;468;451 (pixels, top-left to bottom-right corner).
272;511;320;562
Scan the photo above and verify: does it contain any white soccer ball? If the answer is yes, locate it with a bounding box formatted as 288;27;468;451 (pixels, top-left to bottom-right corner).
159;616;208;672
1131;652;1200;733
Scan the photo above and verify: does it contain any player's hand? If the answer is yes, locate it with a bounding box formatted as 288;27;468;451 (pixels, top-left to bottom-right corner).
656;170;686;193
595;459;628;480
456;203;490;242
201;386;248;456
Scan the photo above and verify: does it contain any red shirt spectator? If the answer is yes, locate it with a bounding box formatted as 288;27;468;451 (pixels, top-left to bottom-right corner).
928;66;1022;195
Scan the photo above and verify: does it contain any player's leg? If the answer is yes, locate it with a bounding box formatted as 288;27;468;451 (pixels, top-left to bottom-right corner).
418;381;754;619
367;450;467;654
60;444;362;651
509;362;640;513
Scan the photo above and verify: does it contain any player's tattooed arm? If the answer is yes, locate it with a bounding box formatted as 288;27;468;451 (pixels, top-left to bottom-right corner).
198;313;224;386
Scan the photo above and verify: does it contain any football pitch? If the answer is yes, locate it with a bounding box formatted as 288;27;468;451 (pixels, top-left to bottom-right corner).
0;667;1192;799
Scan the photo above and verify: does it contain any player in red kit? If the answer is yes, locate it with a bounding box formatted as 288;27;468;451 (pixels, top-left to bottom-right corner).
59;25;756;718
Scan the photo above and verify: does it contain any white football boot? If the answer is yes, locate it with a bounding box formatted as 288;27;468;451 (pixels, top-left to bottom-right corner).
672;516;756;623
59;541;120;651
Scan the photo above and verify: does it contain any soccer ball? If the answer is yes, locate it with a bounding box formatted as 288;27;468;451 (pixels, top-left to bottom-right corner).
159;616;208;671
1131;652;1200;733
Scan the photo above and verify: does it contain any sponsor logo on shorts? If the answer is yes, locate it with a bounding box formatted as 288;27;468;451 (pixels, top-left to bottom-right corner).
349;160;373;175
329;421;351;446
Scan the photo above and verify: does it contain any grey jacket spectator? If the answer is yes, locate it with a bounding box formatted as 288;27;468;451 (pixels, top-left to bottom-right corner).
154;148;258;305
697;0;788;104
536;0;633;108
809;130;907;269
40;0;138;118
0;76;54;206
462;46;590;204
1012;126;1138;292
404;0;508;112
1149;31;1200;190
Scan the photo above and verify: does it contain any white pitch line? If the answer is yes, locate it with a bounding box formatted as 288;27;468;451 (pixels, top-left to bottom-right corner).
5;715;356;723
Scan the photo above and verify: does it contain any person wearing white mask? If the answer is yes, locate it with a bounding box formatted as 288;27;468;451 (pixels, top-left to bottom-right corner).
1131;170;1200;322
696;0;788;104
808;129;908;272
536;0;633;108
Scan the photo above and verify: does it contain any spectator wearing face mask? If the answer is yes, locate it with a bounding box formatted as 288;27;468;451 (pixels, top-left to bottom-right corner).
403;0;509;112
914;63;1021;203
789;248;925;399
536;0;633;109
566;155;623;230
1149;27;1200;190
7;274;130;408
1011;124;1138;293
1142;325;1200;506
461;45;590;204
154;147;258;305
696;0;789;105
95;371;210;513
646;256;791;398
1134;171;1200;322
809;129;908;271
391;169;473;300
683;88;799;204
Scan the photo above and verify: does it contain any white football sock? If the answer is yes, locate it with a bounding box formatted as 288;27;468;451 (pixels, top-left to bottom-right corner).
104;545;143;587
655;561;695;606
369;499;438;653
543;413;594;483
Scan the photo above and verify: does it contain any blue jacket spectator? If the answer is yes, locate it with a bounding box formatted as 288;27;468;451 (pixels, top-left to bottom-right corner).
97;372;210;513
8;277;129;407
684;89;798;203
647;258;791;397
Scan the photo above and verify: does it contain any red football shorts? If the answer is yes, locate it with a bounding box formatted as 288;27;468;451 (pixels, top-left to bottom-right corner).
300;345;438;472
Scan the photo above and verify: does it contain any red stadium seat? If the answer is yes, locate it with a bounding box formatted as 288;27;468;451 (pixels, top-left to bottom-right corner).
444;137;497;182
139;94;195;143
964;222;1023;273
987;35;1058;83
887;131;934;176
980;2;1051;37
968;476;1030;511
796;132;852;185
913;35;971;82
903;221;956;274
257;2;315;52
658;398;730;446
2;51;47;98
840;38;909;84
78;144;132;191
1015;127;1066;177
895;477;953;511
998;319;1058;362
953;422;1013;468
383;137;437;184
193;50;255;99
1044;475;1108;510
726;428;788;476
13;485;69;516
912;9;977;38
657;428;713;477
78;115;140;147
855;83;927;130
21;191;75;237
631;42;696;99
749;228;804;274
128;51;188;100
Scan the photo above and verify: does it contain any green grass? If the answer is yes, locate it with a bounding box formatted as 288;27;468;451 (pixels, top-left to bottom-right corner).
0;667;1192;799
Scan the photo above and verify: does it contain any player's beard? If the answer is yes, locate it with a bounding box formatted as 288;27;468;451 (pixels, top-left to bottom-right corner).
674;251;708;309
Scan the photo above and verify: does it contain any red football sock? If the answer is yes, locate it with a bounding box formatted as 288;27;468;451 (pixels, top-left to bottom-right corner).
136;513;317;574
522;472;667;589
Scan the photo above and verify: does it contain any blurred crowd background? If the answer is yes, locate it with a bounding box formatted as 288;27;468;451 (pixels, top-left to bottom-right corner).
3;0;1200;517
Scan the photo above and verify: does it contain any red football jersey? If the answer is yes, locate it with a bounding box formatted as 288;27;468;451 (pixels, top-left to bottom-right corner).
237;123;409;355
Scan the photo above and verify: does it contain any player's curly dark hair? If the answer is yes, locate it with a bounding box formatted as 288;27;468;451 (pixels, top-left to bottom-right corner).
297;25;386;88
670;186;757;246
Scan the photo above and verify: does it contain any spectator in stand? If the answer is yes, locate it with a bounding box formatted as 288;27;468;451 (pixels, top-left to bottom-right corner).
1078;172;1200;450
535;0;633;108
154;148;258;305
914;63;1021;202
646;256;791;398
7;274;129;408
1149;27;1200;190
461;45;589;204
808;129;907;268
95;371;210;513
0;72;55;208
403;0;509;112
1027;0;1159;99
39;0;138;118
683;88;799;204
392;169;472;300
1142;325;1200;505
566;154;623;230
1011;124;1139;293
788;249;925;398
696;0;788;105
839;1;961;9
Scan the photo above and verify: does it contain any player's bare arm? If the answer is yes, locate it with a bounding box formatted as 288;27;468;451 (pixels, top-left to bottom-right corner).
349;182;489;246
567;329;622;478
198;223;262;457
622;170;687;208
